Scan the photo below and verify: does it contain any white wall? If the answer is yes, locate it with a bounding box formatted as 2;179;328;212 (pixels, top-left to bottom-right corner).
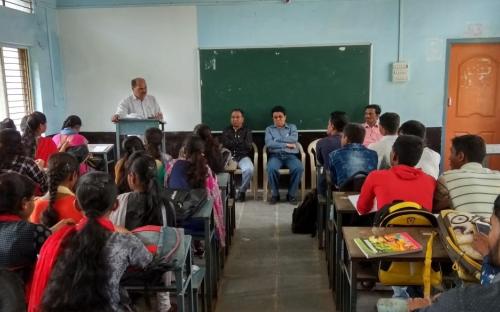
57;6;199;132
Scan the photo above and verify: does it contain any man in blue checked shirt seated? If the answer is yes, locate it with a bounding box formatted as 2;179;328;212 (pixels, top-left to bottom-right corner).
265;106;303;205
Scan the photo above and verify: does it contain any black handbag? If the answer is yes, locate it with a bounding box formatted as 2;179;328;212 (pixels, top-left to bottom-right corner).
164;188;208;222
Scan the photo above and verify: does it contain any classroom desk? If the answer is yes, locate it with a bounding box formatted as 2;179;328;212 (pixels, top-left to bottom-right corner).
331;191;359;307
88;144;114;173
223;167;237;236
123;234;195;312
217;172;231;253
324;169;333;286
339;227;449;312
316;165;326;250
224;164;237;199
185;198;217;312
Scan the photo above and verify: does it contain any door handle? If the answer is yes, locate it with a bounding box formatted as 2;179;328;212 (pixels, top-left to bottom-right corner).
447;97;452;107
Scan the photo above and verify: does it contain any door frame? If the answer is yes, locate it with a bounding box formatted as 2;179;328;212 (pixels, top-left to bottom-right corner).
441;37;500;172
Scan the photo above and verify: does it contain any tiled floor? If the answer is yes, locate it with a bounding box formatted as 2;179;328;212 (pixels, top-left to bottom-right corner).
215;199;335;312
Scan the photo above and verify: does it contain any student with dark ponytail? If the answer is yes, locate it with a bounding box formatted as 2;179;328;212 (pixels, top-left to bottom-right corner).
193;123;225;174
29;172;152;312
144;127;172;187
0;173;70;283
166;135;226;247
110;151;175;312
110;151;174;230
20;112;57;168
0;129;48;194
30;153;82;226
115;136;145;194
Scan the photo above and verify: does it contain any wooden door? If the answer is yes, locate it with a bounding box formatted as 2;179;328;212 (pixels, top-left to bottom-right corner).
445;43;500;170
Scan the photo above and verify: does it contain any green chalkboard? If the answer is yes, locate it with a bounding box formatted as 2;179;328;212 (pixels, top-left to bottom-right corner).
200;45;371;131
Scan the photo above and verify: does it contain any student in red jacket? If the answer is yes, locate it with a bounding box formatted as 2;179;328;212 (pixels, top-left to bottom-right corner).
20;112;57;168
357;135;436;215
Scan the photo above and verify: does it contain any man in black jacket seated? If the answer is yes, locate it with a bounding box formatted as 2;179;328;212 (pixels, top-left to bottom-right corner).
220;109;254;202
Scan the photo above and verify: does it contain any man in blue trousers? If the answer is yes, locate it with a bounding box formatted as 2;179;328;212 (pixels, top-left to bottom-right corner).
221;108;254;202
265;106;303;205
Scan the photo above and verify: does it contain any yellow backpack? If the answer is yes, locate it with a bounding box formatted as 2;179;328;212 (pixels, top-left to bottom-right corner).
373;201;442;297
437;210;486;282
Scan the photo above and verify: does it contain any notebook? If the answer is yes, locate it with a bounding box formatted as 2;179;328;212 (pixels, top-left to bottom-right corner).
348;194;377;215
354;232;422;258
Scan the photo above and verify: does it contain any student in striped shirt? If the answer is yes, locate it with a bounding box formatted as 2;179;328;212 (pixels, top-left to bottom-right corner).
434;134;500;217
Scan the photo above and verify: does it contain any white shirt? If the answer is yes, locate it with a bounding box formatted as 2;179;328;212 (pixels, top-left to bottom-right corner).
416;147;440;179
368;135;398;169
438;162;500;217
116;94;162;119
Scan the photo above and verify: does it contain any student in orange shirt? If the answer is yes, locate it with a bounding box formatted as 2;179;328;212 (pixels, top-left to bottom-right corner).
30;153;82;226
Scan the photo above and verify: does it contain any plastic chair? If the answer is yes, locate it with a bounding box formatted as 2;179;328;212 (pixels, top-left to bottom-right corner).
307;139;320;190
262;142;306;202
233;142;259;200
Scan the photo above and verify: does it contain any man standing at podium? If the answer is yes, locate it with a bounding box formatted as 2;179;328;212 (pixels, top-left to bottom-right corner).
111;77;163;122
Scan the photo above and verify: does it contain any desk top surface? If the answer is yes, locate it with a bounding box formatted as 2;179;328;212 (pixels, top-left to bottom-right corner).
193;198;214;219
116;118;165;124
342;226;449;261
334;191;359;213
88;144;114;153
224;162;238;172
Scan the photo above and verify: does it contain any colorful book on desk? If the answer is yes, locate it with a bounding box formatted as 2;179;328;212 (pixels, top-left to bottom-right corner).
354;232;422;258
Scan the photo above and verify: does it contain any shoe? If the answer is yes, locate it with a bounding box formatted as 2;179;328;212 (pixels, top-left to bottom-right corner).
237;192;246;202
287;194;298;205
270;196;280;205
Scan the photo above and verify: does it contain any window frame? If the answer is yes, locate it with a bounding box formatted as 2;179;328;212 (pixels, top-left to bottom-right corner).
0;0;34;14
0;45;34;126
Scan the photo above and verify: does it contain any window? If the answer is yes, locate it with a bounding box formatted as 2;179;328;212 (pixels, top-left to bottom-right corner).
0;0;33;13
0;47;33;129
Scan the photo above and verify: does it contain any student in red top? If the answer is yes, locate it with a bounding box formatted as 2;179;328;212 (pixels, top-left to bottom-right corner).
357;135;436;215
30;153;83;226
21;112;58;168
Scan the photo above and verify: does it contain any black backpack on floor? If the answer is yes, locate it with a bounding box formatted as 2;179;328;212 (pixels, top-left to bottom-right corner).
291;190;317;236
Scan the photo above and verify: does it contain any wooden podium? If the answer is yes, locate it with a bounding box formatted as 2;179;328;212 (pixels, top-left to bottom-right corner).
115;118;165;159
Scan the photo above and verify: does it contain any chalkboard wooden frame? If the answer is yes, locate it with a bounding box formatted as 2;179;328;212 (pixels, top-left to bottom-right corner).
200;44;372;131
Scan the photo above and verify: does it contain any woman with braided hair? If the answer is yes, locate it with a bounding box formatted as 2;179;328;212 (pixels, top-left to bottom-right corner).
20;112;57;168
109;151;175;312
0;172;71;286
144;127;172;188
110;151;174;230
166;135;226;247
28;172;152;312
115;136;145;194
193;123;225;174
30;153;82;226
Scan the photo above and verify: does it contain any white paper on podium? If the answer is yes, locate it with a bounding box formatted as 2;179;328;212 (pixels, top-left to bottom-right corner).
89;144;112;153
